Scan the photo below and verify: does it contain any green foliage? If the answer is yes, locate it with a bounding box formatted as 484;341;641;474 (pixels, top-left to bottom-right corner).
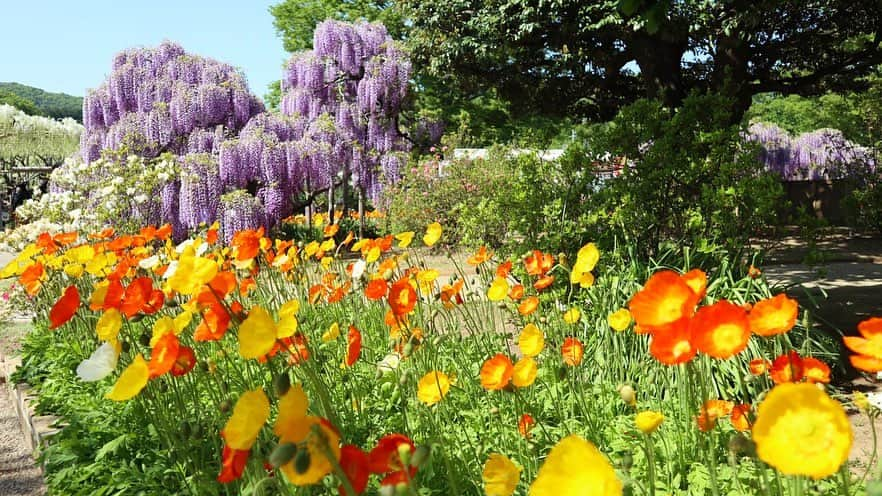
270;0;404;52
0;82;83;122
263;80;282;112
0;89;42;116
588;93;785;256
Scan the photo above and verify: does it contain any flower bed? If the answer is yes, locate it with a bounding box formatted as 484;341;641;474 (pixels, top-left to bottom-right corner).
1;221;872;495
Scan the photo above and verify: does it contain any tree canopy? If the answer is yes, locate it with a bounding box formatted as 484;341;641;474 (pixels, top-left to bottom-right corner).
269;0;403;52
0;82;83;122
399;0;882;121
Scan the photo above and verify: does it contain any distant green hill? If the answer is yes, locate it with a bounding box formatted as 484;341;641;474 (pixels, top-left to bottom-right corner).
0;82;83;122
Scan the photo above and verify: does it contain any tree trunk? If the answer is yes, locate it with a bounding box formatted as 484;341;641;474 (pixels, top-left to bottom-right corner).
631;32;688;109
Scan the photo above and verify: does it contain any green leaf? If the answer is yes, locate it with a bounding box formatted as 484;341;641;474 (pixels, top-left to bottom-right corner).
95;434;128;461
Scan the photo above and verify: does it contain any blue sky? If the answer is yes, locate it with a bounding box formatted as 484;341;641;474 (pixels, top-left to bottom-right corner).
0;1;288;98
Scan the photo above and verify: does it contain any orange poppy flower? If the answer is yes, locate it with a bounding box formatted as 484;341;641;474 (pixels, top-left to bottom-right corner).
748;265;762;279
309;284;326;305
340;231;355;246
844;317;882;372
98;279;125;311
324;223;340;238
107;235;134;252
508;284;524;300
19;262;44;296
365;279;389;300
561;337;584;366
345;326;362;367
339;444;370;496
533;275;555;291
496;261;512;279
49;285;80;329
388;278;417;316
467;246;492;266
696;399;734;432
518;413;536;438
730;404;751;432
283;333;311;364
629;271;701;331
208;271;238;299
54;231;79;246
518;296;539;316
439;279;464;308
36;232;61;255
120;277;164;318
769;350;804;384
690;300;750;359
239;277;257;296
681;269;708;300
217;445;250;483
524;250;554;276
748;294;798;336
749;358;772;375
480;354;514;390
194;302;232;341
802;357;831;383
649;321;696;365
232;228;264;261
148;333;180;378
171;346;197;376
89;227;116;240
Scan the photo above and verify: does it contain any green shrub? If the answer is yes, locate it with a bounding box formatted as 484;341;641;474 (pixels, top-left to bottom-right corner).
588;93;785;256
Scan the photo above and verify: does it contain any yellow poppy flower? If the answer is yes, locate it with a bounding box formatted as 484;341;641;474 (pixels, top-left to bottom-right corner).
570;243;599;288
512;357;538;388
529;435;622;495
752;382;852;479
105;354;149;401
168;248;217;295
322;322;341;342
278;416;340;485
96;308;122;342
423;222;442;246
417;371;451;406
274;384;309;439
222;389;270;450
395;231;415;248
483;453;521;496
239;306;277;359
607;309;632;332
563;308;581;324
635;411;664;434
487;277;509;302
518;324;545;357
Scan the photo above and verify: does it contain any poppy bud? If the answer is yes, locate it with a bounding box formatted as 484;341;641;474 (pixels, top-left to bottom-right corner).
139;332;151;347
190;423;202;439
382;269;394;280
274;373;291;397
489;407;499;415
398;370;409;385
219;399;232;413
165;298;179;308
621;451;633;470
395;483;409;496
402;343;414;357
397;443;412;467
618;384;636;407
121;340;130;353
294;447;311;474
269;442;299;468
130;314;145;323
410;445;430;468
379;485;396;496
727;433;755;457
557;253;568;267
179;420;191;438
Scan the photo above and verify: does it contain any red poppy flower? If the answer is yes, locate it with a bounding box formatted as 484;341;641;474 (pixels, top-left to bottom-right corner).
801;356;831;383
496;261;512;279
121;277;164;318
339;445;370;495
748;358;771;375
480;354;514;390
49;285;80;330
19;262;44;296
748;294;798;337
217;445;250;483
194;302;231;341
561;337;584;366
769;350;804;384
345;326;362;367
368;434;415;474
696;399;734;432
524;250;554;276
518;414;535;438
171;346;197;376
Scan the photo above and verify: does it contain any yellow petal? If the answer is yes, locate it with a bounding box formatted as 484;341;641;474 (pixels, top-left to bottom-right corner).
483;453;521;496
96;308;122;342
223;389;270;450
487;277;509;302
277;315;299;339
239;306;277;359
512;357;538;388
395;231;415;248
366;246;381;263
529;435;622;495
423;222;442;247
518;324;545;357
105;354;149;401
274;384;309;439
563;308;581;324
575;243;600;272
279;299;300;318
322;322;340;342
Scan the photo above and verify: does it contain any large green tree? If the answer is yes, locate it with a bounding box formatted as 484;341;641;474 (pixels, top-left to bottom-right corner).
399;0;882;121
270;0;404;52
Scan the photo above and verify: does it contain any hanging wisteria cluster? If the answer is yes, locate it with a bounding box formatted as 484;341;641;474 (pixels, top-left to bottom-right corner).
748;123;875;181
277;20;413;201
80;41;263;162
